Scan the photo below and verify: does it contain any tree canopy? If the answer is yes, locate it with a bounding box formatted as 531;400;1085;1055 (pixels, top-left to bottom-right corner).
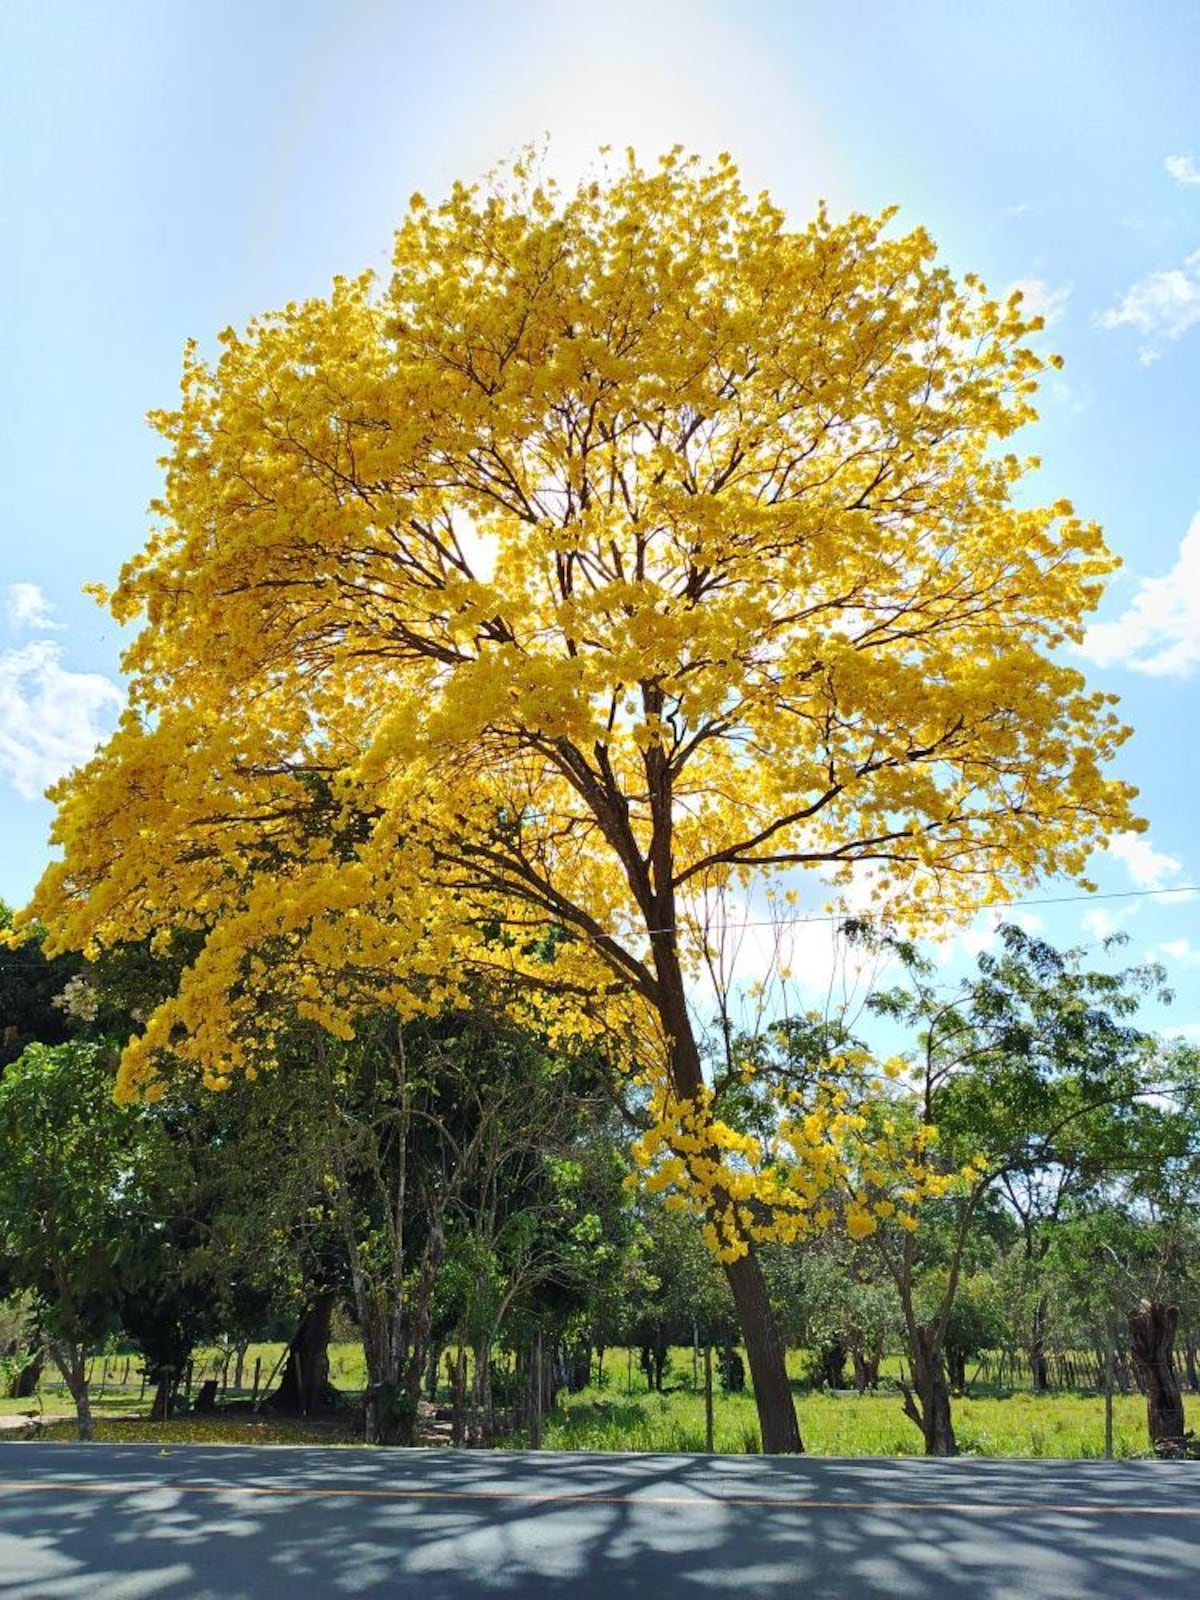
28;150;1134;1090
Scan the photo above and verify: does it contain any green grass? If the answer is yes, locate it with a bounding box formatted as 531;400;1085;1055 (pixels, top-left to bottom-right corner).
537;1381;1150;1458
535;1384;1150;1458
2;1343;1156;1458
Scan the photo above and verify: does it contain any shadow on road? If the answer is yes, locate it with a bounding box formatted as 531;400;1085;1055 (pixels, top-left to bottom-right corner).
2;1445;1198;1598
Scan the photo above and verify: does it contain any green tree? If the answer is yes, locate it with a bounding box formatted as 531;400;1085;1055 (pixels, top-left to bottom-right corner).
0;1043;127;1438
863;923;1169;1453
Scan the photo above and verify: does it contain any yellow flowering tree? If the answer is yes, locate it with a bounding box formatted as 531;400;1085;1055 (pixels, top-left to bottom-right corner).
23;150;1138;1453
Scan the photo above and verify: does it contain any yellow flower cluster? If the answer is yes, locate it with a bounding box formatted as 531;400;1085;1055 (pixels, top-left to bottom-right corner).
631;1055;970;1263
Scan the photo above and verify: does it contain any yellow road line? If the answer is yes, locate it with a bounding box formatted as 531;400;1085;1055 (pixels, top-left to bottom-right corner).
0;1478;1198;1518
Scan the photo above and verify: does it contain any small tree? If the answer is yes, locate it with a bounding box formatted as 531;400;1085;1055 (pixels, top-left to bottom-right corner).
920;1269;1006;1395
855;925;1171;1452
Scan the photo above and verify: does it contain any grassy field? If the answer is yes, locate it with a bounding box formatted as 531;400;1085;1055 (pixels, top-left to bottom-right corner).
1;1342;1155;1458
540;1384;1150;1458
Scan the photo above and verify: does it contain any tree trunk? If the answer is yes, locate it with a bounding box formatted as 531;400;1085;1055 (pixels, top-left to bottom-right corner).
724;1250;803;1454
398;1222;445;1444
568;1341;592;1392
1129;1299;1186;1449
10;1353;42;1399
473;1338;494;1438
704;1343;715;1452
1185;1341;1199;1394
269;1291;334;1416
1029;1297;1050;1393
901;1323;957;1456
851;1340;882;1393
1114;1347;1134;1394
72;1377;95;1442
1092;1343;1106;1390
448;1346;467;1446
650;1341;668;1391
820;1340;847;1390
544;1340;560;1416
51;1343;94;1442
946;1347;968;1396
529;1330;543;1449
649;898;804;1455
150;1374;173;1420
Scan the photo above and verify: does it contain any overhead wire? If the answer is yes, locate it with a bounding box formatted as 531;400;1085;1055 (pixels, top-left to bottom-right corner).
2;882;1199;963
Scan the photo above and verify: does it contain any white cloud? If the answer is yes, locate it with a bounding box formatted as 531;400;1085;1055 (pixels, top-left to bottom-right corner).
1006;277;1071;327
0;640;122;800
6;582;63;633
1105;831;1183;890
1166;154;1200;187
930;906;1044;968
1153;937;1200;968
1081;903;1137;944
1097;248;1200;362
1081;509;1200;676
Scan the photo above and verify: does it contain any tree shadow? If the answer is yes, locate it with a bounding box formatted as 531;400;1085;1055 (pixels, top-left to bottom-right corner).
2;1444;1199;1598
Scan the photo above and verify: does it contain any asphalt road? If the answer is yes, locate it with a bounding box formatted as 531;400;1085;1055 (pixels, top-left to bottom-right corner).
2;1444;1199;1599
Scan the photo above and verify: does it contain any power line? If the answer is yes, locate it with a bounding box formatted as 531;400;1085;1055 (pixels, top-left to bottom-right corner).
646;883;1200;937
2;885;1198;965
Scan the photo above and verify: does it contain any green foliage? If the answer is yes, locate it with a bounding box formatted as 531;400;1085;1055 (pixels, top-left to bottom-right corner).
621;1199;738;1351
0;905;80;1069
0;1042;130;1352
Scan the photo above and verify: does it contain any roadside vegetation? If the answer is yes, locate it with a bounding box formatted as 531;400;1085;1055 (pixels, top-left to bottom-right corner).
3;905;1199;1461
0;1340;1164;1460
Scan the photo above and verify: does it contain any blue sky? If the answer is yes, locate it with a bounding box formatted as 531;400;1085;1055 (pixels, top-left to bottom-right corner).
3;0;1200;1029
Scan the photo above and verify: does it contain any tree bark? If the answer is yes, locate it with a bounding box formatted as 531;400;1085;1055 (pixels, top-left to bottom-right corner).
269;1291;335;1416
1029;1297;1050;1393
149;1374;173;1420
1129;1299;1186;1448
820;1340;848;1390
640;1340;668;1391
724;1250;803;1453
652;934;803;1454
946;1347;968;1396
449;1345;467;1447
851;1337;882;1393
529;1330;543;1449
51;1342;94;1442
399;1223;444;1444
900;1323;957;1456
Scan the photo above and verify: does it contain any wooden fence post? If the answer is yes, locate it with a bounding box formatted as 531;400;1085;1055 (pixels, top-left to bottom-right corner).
704;1346;714;1454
